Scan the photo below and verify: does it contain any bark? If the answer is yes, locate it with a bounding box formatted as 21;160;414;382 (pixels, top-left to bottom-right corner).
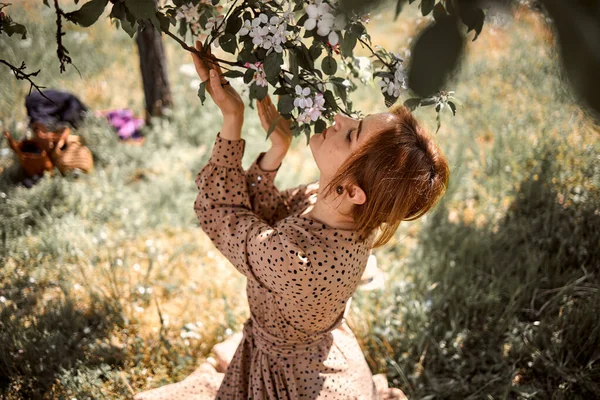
136;18;173;122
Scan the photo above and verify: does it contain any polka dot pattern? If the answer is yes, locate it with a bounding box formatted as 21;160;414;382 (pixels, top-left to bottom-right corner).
135;133;379;399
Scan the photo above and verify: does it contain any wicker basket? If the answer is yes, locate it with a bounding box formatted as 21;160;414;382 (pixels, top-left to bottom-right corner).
4;131;54;177
51;131;93;175
31;122;71;153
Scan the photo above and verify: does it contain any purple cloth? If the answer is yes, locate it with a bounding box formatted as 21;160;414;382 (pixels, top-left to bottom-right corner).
104;109;144;140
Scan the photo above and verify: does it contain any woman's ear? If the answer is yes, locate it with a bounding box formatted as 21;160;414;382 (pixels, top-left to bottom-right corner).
347;184;366;205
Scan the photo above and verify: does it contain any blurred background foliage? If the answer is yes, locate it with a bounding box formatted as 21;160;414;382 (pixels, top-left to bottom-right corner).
0;0;599;399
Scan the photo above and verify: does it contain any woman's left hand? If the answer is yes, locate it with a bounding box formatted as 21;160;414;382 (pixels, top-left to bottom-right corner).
192;40;244;118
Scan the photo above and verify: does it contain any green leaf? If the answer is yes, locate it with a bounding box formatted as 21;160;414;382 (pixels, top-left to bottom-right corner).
120;13;137;37
403;98;421;110
321;56;337;75
407;16;465;97
297;13;309;27
448;101;457;115
459;6;485;41
432;2;447;22
420;0;434;16
332;80;348;107
420;97;437;106
1;18;27;39
264;51;282;80
304;125;311;146
243;68;254;84
323;90;336;109
250;82;268;101
394;0;406;21
223;70;245;79
238;48;257;63
267;116;282;139
124;0;156;21
197;80;207;105
219;33;237;54
314;119;326;134
109;2;125;20
288;50;298;83
178;18;187;38
273;86;289;95
266;74;279;87
277;95;295;114
65;0;109;27
225;15;242;35
295;45;314;70
309;44;322;60
157;12;171;32
384;94;396;107
341;32;357;58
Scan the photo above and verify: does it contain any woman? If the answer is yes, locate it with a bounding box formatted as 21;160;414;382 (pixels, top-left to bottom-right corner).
135;41;449;400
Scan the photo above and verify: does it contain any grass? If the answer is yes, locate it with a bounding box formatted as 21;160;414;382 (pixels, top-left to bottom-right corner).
1;1;599;399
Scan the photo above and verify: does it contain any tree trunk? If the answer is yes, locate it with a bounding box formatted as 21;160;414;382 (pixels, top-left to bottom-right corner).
136;17;173;123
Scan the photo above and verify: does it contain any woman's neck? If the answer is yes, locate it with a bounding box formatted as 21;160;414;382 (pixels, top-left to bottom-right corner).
302;180;357;230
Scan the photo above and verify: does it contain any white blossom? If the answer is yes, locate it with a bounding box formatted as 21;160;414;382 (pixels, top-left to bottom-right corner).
307;93;326;120
206;15;226;47
394;64;408;90
378;76;401;97
352;56;372;81
270;22;289;53
177;3;200;23
294;85;313;108
297;111;313;124
245;62;268;87
303;1;342;45
297;92;326;124
206;15;225;32
239;13;290;54
238;19;252;36
281;1;295;23
377;61;408;98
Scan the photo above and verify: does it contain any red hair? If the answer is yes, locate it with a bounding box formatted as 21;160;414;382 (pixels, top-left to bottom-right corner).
324;105;450;248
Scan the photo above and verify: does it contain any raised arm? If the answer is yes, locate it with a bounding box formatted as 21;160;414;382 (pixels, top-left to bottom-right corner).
191;40;244;140
246;155;319;225
245;94;319;224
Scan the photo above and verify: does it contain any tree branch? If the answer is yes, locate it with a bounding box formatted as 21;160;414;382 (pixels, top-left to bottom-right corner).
0;59;56;103
357;36;394;70
53;0;72;73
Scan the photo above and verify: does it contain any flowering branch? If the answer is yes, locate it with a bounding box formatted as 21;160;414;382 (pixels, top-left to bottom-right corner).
164;28;239;73
3;0;460;139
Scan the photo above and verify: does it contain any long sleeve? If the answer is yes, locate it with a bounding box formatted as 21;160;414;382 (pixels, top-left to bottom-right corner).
194;133;314;300
246;152;319;225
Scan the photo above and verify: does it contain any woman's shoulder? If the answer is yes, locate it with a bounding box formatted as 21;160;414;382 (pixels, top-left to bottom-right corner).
272;214;366;252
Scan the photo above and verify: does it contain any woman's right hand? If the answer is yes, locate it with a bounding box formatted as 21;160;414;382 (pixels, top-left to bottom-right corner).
257;94;292;151
191;40;244;119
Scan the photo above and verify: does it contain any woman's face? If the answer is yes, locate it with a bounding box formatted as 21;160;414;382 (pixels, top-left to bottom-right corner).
309;112;398;181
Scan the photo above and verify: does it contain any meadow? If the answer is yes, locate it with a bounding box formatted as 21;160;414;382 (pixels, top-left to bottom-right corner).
0;1;599;399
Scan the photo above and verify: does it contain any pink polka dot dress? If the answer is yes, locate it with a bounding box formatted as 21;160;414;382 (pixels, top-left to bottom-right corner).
135;133;379;399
